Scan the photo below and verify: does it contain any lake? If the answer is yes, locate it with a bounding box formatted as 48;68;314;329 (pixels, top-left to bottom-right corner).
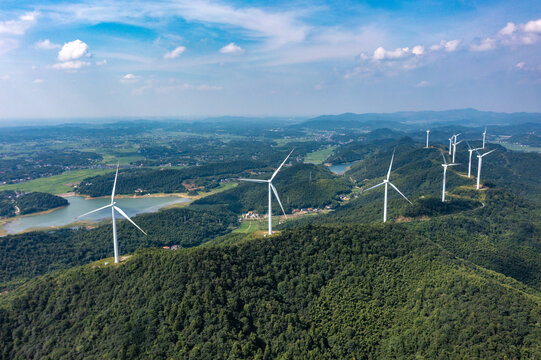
3;195;190;234
328;161;360;175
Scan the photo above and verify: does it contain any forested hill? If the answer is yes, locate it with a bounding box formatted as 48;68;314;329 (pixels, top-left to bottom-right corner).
0;191;68;218
1;224;541;359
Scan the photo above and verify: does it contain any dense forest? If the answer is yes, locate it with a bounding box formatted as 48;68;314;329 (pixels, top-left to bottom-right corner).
0;191;68;218
76;160;271;197
193;163;351;213
0;206;237;289
1;224;540;359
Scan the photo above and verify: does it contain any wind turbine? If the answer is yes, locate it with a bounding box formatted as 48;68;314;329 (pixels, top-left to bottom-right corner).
448;137;453;155
476;149;496;190
77;164;147;263
425;130;430;148
466;142;482;178
362;150;411;222
482;128;487;149
238;150;293;235
452;139;463;163
440;150;459;202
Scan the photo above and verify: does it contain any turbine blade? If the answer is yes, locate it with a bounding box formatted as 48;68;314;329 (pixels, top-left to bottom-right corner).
270;183;287;219
237;178;268;183
362;181;385;193
386;149;396;180
111;163;119;202
481;149;496;157
440;150;447;164
448;163;460;166
389;182;412;204
113;206;147;235
466;141;472;150
76;204;112;219
271;149;294;181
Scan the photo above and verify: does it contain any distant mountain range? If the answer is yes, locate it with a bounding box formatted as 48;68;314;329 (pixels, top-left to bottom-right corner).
294;108;541;130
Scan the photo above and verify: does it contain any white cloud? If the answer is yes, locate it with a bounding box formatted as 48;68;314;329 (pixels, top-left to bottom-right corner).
373;46;410;60
220;42;244;54
164;46;186;59
120;73;140;83
35;39;60;50
524;19;541;33
497;18;541;46
96;59;107;66
499;22;517;36
416;80;429;87
0;75;10;81
0;11;38;35
52;61;90;70
58;40;89;61
470;38;497;52
430;40;460;52
412;45;424;55
33;78;44;83
516;62;525;69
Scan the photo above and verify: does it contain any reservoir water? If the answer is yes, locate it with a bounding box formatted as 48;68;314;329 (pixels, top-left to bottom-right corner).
4;195;190;234
329;161;360;175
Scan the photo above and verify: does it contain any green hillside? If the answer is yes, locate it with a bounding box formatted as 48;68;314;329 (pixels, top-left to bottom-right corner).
1;224;541;359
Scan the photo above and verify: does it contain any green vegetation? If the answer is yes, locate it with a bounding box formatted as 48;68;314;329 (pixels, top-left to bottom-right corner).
304;145;336;164
0;207;237;289
0;191;68;217
1;224;541;359
193;163;351;214
0;169;113;194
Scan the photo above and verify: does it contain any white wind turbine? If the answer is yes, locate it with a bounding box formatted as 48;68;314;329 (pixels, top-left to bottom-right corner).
448;137;453;155
482;128;487;149
425;130;430;148
476;149;496;190
77;164;147;263
362;150;412;222
452;139;463;163
466;142;482;178
440;150;459;202
238;150;293;235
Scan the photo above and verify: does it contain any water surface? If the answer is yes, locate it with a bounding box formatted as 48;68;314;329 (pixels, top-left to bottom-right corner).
329;161;360;175
4;196;190;234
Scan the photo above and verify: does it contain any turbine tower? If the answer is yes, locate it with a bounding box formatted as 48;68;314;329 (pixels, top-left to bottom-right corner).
238;150;293;235
482;128;487;149
440;150;459;202
362;150;412;222
476;149;495;190
77;164;147;263
425;130;430;148
452;139;463;163
466;142;482;178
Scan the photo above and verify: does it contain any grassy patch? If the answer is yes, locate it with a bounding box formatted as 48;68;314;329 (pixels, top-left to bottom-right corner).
497;142;541;153
305;146;337;164
0;169;114;194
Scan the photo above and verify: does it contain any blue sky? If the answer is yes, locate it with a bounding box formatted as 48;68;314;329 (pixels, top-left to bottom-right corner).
0;0;540;118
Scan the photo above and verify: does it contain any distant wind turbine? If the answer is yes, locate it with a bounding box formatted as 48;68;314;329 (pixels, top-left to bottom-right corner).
466;142;482;178
425;130;430;148
362;149;412;222
482;128;487;149
476;149;496;190
238;150;293;235
440;150;459;202
452;139;463;163
77;164;147;263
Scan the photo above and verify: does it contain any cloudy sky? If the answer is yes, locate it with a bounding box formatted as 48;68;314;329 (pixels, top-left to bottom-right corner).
1;0;541;119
